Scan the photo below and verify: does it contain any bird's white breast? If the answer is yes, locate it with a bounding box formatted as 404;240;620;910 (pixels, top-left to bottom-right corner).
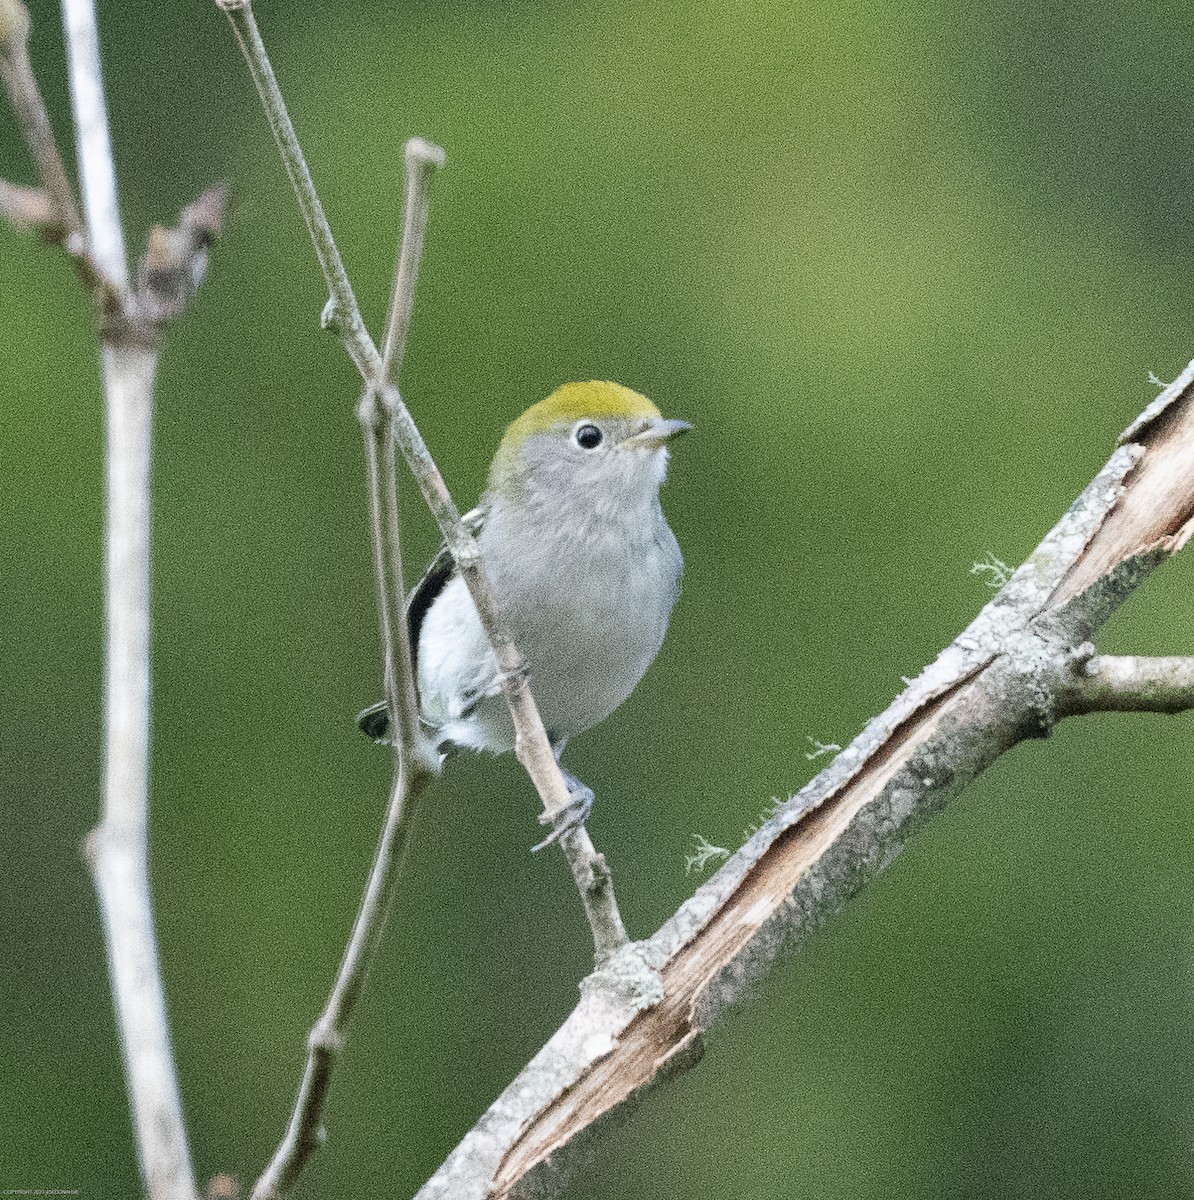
416;491;682;754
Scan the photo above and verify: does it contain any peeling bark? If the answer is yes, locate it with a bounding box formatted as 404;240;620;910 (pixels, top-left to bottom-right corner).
416;361;1194;1200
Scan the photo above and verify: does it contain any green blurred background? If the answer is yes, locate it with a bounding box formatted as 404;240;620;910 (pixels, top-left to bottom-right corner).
4;0;1194;1195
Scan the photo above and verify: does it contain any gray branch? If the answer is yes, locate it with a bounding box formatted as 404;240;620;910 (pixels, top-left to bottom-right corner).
1059;652;1194;715
83;341;198;1200
415;362;1194;1199
59;2;199;1197
61;0;126;288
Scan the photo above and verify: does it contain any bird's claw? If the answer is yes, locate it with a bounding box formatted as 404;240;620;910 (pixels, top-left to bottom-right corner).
531;778;594;853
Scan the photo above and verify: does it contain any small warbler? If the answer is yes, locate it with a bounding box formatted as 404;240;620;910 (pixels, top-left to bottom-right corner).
359;380;690;845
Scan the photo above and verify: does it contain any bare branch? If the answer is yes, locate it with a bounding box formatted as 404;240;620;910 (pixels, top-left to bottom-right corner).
415;365;1194;1199
1059;652;1194;715
374;136;445;762
58;1;198;1197
381;137;445;381
214;0;628;961
0;174;55;229
368;138;443;766
253;147;444;1192
83;345;199;1200
0;0;83;243
251;762;432;1199
61;0;127;289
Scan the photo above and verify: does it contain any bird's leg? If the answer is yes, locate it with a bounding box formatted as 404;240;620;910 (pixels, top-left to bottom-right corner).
531;739;595;853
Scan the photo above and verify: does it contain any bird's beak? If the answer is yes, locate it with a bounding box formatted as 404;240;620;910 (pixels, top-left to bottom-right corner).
619;417;693;451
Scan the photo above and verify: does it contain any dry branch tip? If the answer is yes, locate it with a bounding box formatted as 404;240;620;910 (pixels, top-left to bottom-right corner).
0;175;55;231
0;0;29;53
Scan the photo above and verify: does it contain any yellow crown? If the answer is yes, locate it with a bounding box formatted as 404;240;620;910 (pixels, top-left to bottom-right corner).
487;381;661;495
499;381;660;449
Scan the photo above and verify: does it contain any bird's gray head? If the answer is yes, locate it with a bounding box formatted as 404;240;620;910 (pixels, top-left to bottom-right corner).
487;381;691;515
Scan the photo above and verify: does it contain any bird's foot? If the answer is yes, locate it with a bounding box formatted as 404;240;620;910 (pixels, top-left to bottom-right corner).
531;773;594;853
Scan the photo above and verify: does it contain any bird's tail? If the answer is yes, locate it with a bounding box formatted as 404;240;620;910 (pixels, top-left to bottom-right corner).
356;701;391;743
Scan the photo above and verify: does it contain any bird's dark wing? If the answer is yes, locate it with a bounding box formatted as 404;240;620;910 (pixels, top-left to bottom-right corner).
405;544;456;670
356;505;486;743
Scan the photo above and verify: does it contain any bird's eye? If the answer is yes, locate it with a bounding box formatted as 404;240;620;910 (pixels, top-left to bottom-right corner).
574;423;604;450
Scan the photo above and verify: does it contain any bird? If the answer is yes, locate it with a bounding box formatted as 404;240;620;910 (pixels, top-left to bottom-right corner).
358;380;690;847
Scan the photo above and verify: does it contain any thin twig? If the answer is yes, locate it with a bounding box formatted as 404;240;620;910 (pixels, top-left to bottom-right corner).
377;136;445;759
381;137;445;381
1059;652;1194;715
0;0;83;242
59;1;198;1197
252;148;445;1196
0;0;120;295
215;0;628;961
378;407;423;748
371;140;441;763
251;407;427;1200
251;760;431;1199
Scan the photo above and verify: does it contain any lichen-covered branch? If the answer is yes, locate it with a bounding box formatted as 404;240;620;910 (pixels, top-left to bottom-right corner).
417;361;1194;1200
1059;653;1194;716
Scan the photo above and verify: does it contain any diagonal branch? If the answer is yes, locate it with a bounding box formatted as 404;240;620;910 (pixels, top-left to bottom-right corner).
214;0;628;963
0;0;82;241
415;361;1194;1199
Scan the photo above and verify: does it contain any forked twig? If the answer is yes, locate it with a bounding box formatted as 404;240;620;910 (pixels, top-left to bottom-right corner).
214;2;636;1187
251;138;442;1200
